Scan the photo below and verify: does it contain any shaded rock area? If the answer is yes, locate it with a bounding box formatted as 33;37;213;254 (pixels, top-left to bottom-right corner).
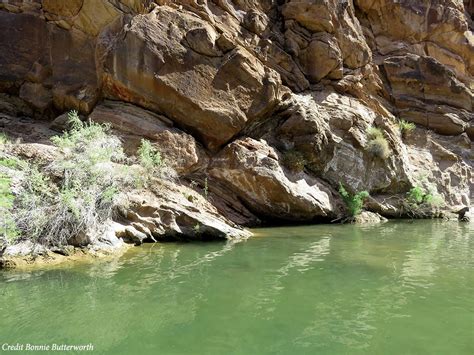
0;0;473;266
353;211;388;224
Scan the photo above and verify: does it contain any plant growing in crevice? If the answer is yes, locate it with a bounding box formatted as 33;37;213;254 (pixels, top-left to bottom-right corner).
366;126;391;159
137;139;176;183
398;120;415;138
281;149;306;173
338;183;370;217
402;185;445;218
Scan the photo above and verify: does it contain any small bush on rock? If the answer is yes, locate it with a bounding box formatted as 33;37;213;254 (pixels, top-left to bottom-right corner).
367;127;384;139
366;127;390;159
339;183;370;216
10;111;132;246
282;149;306;173
2;111;176;247
4;111;137;245
137;139;176;183
398;120;415;137
403;185;445;218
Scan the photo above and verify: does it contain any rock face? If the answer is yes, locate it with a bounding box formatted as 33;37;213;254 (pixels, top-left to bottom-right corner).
116;180;251;241
0;0;472;232
102;6;284;151
209;138;342;221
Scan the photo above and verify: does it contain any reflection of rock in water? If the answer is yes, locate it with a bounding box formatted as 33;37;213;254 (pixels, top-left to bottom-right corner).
253;236;331;318
454;206;470;222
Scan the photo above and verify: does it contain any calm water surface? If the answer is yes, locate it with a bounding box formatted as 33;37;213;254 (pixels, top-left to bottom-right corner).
0;221;473;354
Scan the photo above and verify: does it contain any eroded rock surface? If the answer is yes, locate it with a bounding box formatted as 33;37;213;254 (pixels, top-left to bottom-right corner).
0;0;472;246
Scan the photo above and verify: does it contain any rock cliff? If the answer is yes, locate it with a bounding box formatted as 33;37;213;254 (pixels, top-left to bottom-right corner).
0;0;472;237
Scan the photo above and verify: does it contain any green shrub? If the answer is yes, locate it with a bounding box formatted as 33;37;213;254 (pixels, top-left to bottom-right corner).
0;157;24;169
366;136;391;159
398;120;415;136
138;139;163;170
403;185;445;218
282;149;306;173
3;110;175;247
407;186;444;207
367;127;384;139
137;139;176;182
12;110;129;246
366;126;391;159
339;183;370;216
407;186;424;204
0;175;19;242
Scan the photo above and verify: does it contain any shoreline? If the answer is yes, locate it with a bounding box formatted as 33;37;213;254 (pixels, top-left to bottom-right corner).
2;216;470;271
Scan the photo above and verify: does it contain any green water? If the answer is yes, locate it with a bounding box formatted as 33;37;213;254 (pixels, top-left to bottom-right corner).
0;221;473;354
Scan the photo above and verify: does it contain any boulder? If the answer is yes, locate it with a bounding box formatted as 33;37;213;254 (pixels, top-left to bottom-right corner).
102;6;283;150
89;101;209;174
209;138;342;221
119;180;251;241
353;211;388;224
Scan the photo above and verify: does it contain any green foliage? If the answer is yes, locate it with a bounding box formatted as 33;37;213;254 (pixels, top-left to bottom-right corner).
51;110;124;164
339;183;370;216
138;139;163;170
11;110;129;246
282;149;306;173
367;127;384;139
366;127;391;159
2;111;175;247
0;176;14;210
398;120;416;136
0;157;21;169
0;132;10;146
137;139;176;185
407;186;444;207
403;185;445;218
407;186;424;204
0;175;19;241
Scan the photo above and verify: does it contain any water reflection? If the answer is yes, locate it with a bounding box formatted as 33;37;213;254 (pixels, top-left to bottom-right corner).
0;221;472;354
253;236;331;319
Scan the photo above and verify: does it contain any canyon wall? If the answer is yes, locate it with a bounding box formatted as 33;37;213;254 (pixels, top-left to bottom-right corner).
0;0;472;225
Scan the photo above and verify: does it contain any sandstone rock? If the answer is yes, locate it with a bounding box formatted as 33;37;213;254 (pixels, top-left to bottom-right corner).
0;0;472;226
0;13;48;92
384;54;473;136
2;240;47;258
120;180;251;241
356;0;474;81
42;0;83;18
50;112;71;131
73;0;121;36
353;211;388;224
102;6;283;150
273;91;413;195
209;137;342;221
89;101;209;174
19;82;52;112
282;1;335;33
300;34;343;82
10;143;59;165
